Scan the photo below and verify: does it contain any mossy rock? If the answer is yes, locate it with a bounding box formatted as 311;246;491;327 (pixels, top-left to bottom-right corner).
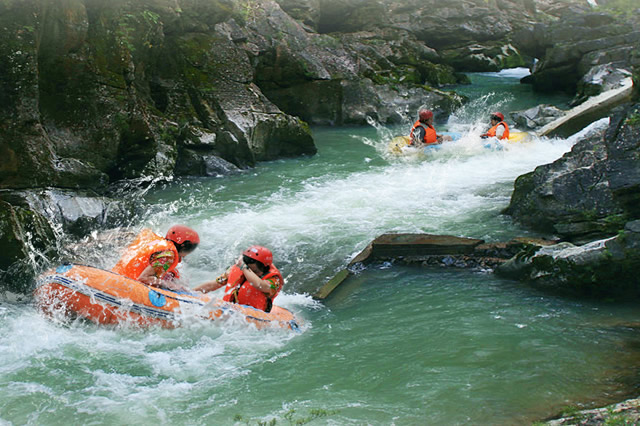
0;199;57;293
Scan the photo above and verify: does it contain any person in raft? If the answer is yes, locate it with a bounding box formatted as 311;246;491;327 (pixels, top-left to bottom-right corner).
194;245;283;313
409;108;453;146
480;111;510;140
112;225;200;292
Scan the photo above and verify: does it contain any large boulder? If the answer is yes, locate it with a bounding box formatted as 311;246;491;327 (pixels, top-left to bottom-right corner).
496;220;640;298
0;188;138;293
0;197;56;293
1;189;136;237
504;103;640;242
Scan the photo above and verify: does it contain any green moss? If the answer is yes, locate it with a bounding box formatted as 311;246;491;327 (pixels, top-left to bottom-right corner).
232;0;261;25
500;53;525;69
311;34;341;49
113;9;163;53
367;66;422;86
296;118;311;135
602;214;628;227
560;404;584;418
595;0;638;18
604;407;637;425
421;62;460;86
626;113;640;127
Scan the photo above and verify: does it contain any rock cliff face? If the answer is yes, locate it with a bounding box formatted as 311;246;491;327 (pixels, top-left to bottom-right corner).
516;7;640;100
0;0;317;193
1;0;610;195
278;0;537;71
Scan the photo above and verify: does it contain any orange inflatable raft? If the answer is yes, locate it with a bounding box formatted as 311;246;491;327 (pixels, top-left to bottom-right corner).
34;264;301;332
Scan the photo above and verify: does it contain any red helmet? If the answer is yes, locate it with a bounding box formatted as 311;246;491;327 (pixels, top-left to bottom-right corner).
418;109;433;122
166;225;200;245
243;245;273;266
491;112;505;121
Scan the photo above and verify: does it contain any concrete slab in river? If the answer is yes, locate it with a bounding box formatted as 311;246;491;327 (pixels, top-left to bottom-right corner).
535;77;634;138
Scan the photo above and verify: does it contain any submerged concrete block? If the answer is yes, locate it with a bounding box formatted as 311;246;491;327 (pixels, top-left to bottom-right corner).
368;233;484;259
315;233;485;300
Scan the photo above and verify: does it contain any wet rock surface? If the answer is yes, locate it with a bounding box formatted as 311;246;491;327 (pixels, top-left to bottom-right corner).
504;104;640;243
516;10;640;95
496;220;640;298
511;104;566;131
545;396;640;425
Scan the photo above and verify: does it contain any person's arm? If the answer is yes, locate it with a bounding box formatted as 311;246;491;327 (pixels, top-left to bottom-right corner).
238;263;280;297
137;250;175;287
194;273;228;293
138;265;161;286
495;124;505;139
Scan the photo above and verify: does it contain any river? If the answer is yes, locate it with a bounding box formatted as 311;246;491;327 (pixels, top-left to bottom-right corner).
2;69;639;425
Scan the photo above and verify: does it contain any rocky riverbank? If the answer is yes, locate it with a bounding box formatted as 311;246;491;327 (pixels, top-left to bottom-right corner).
544;396;640;425
499;97;640;296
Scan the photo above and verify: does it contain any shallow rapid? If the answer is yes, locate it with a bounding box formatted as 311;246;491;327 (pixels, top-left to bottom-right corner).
2;69;639;425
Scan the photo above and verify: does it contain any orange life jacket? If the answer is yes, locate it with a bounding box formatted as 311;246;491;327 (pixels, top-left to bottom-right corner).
483;121;510;140
410;120;438;144
112;229;180;281
223;264;283;312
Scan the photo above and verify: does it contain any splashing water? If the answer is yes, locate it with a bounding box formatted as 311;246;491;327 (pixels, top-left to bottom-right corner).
4;70;637;425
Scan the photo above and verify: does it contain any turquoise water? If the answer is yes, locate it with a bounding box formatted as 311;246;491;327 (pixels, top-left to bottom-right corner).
2;70;638;425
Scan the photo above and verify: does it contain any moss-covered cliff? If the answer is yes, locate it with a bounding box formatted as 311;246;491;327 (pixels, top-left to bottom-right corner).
0;0;320;192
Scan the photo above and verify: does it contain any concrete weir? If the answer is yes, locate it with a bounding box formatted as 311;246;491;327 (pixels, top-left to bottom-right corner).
313;233;555;300
535;77;634;138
